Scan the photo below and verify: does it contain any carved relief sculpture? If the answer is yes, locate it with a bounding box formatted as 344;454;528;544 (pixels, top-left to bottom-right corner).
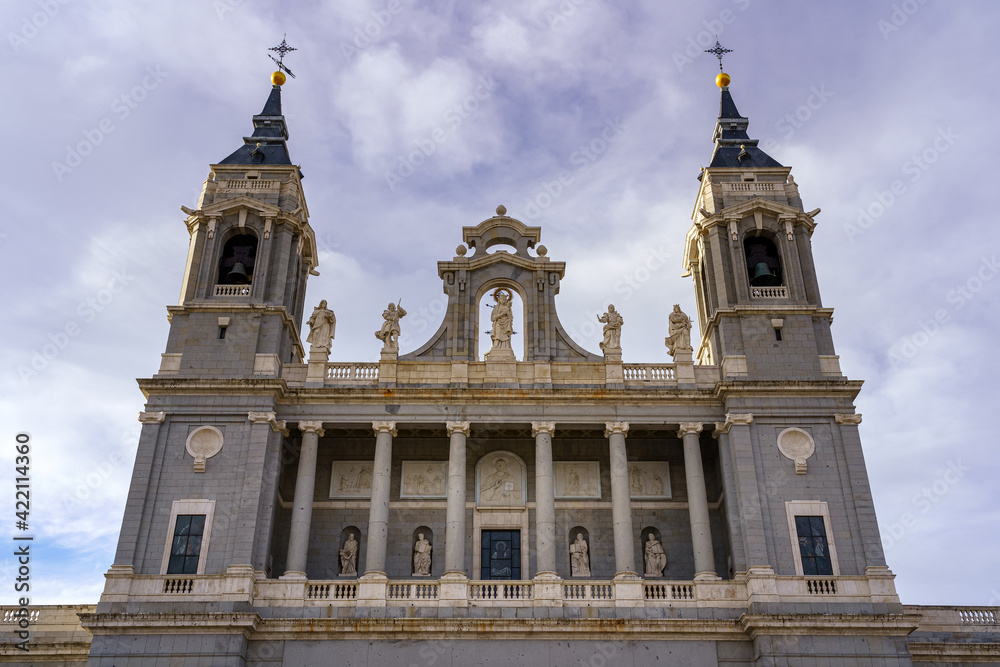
374;301;406;353
330;462;374;498
413;533;432;576
485;287;515;360
400;462;448;498
340;532;358;576
480;457;521;504
664;304;693;357
627;461;671;499
305;299;336;356
554;462;601;499
569;533;591;577
644;534;667;577
597;304;623;353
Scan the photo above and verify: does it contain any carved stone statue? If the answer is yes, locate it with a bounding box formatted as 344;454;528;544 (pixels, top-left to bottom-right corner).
481;457;520;503
597;304;623;353
643;533;666;577
339;532;358;576
485;288;514;360
413;533;432;576
569;533;591;577
374;301;406;353
664;304;693;357
306;300;336;355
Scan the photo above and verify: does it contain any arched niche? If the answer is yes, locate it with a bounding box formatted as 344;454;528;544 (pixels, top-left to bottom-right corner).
641;526;667;578
217;232;259;285
568;527;591;578
411;527;433;577
338;526;361;577
477;282;525;361
743;233;783;287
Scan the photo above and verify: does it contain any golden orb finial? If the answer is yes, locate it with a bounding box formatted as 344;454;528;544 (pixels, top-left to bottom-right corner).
716;72;731;89
271;70;286;86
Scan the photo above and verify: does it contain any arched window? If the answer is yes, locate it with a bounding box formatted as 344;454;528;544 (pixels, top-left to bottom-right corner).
743;235;783;287
218;233;258;285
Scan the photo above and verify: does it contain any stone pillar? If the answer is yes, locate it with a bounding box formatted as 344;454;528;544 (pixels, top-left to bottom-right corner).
606;422;636;576
282;421;324;578
532;422;558;577
111;411;166;572
364;421;396;576
444;421;470;575
678;423;718;580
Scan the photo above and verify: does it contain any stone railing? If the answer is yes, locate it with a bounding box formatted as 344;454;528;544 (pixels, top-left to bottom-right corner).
623;364;676;382
749;286;787;298
724;182;777;192
326;362;379;383
960;608;999;625
104;573;898;608
213;284;252;297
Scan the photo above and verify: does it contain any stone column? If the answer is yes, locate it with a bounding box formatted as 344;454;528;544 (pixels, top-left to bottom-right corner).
111;411;165;573
283;421;324;578
606;422;636;576
364;421;396;576
678;423;718;580
444;421;470;575
532;422;558;577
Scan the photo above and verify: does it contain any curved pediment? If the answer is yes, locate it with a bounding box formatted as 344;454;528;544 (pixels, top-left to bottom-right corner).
462;209;542;259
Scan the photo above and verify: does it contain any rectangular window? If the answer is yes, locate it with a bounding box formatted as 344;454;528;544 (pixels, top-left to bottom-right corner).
481;530;520;580
167;514;206;575
795;515;833;576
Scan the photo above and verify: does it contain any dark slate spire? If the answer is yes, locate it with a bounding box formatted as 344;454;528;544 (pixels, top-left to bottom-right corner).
708;85;781;169
218;84;292;166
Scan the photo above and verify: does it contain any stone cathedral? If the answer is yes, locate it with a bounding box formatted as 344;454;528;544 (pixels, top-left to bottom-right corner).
4;65;999;665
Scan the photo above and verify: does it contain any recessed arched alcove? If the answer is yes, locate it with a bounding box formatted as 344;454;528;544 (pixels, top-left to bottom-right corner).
743;233;783;287
217;232;258;285
477;283;525;361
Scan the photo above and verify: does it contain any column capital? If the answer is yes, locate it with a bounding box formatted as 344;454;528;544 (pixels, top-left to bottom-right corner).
677;422;704;438
604;422;629;438
445;421;471;437
714;413;753;435
834;413;862;425
298;421;325;437
531;422;556;437
372;421;398;437
138;411;165;424
249;411;289;435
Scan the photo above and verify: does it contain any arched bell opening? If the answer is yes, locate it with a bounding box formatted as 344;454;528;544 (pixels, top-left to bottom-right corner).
477;283;526;362
218;233;259;285
743;234;783;287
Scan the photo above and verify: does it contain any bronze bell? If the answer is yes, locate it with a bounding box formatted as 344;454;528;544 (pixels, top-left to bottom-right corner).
750;262;779;287
227;262;250;284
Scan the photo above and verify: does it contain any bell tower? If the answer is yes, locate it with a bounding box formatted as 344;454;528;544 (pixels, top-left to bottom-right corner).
159;70;317;379
682;70;839;380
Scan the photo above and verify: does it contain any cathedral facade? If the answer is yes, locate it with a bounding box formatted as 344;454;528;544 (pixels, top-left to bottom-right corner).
5;70;998;665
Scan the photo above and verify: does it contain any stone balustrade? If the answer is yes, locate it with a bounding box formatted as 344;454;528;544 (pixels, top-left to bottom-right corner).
749;285;787;298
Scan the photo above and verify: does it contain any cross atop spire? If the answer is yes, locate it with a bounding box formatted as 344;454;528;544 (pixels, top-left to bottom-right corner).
704;39;733;72
268;35;297;79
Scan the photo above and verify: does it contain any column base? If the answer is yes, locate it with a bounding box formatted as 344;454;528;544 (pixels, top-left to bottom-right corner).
694;571;722;582
439;572;469;606
278;571;308;581
532;572;564;606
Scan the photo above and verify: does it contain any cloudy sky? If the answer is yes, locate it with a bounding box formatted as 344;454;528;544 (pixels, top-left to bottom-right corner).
2;1;997;607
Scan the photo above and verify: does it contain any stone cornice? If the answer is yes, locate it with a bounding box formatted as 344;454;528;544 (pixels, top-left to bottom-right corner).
738;613;922;639
79;612;261;636
714;379;864;401
438;251;566;279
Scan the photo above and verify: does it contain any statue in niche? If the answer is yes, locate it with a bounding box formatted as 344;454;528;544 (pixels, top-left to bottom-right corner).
481;457;521;503
569;533;591;577
413;533;432;576
374;301;406;352
664;304;693;357
485;288;514;360
597;304;624;352
305;300;336;355
339;531;358;576
644;533;667;577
